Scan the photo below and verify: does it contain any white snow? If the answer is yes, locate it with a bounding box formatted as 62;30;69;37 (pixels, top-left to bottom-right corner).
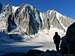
47;10;63;18
12;6;19;13
48;10;67;31
55;12;68;31
40;12;44;21
0;28;66;55
56;11;63;20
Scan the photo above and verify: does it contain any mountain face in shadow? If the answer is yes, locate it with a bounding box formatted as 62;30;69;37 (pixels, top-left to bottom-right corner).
7;14;17;32
0;4;74;35
60;22;75;54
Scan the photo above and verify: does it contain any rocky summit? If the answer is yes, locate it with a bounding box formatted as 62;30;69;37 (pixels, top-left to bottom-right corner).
0;4;74;35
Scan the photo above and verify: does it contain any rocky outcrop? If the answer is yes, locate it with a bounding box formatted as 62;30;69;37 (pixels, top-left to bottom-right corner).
60;22;75;54
7;14;17;32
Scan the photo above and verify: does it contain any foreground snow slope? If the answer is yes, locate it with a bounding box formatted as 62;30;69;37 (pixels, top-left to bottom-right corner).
0;28;65;55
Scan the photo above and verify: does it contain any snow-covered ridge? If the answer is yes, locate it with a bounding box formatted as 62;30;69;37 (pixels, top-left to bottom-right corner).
0;4;74;35
47;10;63;18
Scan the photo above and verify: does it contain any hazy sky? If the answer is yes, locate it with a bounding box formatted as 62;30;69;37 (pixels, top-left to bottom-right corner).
0;0;75;19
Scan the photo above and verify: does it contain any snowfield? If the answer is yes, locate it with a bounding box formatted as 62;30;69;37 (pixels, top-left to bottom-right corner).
0;28;66;55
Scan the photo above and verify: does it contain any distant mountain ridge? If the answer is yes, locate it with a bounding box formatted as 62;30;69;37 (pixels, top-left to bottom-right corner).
0;4;74;35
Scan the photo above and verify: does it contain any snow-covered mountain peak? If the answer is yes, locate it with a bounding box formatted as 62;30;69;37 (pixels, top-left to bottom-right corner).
47;9;63;20
0;4;74;35
12;6;19;13
3;4;35;14
24;4;34;9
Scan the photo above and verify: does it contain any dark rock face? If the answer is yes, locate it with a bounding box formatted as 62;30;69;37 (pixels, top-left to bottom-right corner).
7;14;17;32
60;22;75;54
